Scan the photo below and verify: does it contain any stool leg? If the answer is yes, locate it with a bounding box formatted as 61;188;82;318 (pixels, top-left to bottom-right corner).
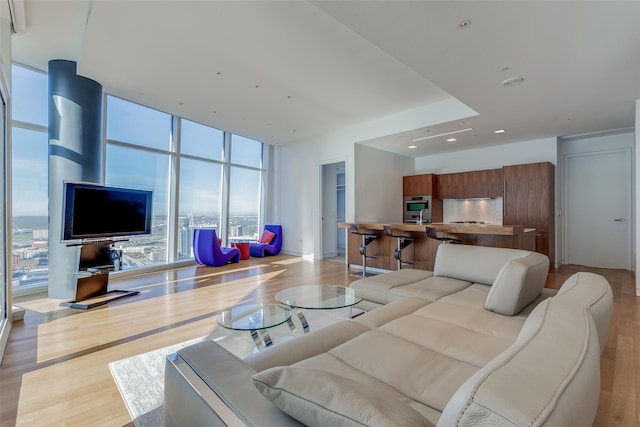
395;238;414;269
358;234;377;277
360;235;367;277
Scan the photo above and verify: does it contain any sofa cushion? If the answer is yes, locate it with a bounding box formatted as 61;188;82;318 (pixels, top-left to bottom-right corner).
252;366;434;427
484;252;550;316
350;269;433;304
387;276;471;303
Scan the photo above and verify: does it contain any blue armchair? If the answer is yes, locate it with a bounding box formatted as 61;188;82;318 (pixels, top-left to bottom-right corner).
193;229;241;266
250;225;282;257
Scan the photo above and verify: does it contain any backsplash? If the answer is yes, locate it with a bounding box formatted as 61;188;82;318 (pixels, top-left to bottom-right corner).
443;198;503;225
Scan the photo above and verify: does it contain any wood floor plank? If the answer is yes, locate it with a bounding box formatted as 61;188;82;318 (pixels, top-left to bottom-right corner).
0;256;637;426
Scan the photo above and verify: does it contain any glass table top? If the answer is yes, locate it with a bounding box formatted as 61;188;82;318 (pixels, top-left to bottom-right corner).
217;303;292;331
275;285;363;310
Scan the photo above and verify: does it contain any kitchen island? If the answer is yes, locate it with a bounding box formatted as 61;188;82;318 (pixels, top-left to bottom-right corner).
339;222;535;272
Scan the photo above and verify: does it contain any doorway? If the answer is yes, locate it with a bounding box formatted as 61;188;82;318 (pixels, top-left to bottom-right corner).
320;161;346;261
564;148;632;270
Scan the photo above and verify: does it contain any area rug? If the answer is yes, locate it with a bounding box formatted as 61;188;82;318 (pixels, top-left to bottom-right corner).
109;307;352;426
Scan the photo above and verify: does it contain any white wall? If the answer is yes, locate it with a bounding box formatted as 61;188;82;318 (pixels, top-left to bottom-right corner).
276;139;413;258
415;138;557;173
276;138;353;257
0;4;9;79
355;144;413;222
636;101;640;295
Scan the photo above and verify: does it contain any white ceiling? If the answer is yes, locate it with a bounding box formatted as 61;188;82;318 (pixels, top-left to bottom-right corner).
10;1;640;157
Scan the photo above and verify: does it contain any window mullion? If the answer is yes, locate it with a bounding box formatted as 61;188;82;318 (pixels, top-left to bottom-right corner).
167;117;181;263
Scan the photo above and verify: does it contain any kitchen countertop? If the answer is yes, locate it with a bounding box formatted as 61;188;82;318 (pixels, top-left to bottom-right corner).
339;222;531;236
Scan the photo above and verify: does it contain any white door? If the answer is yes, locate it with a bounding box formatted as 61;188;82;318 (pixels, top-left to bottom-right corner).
565;149;632;269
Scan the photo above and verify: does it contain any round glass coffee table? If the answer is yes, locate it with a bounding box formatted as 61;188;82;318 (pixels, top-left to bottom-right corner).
217;303;295;350
275;285;363;333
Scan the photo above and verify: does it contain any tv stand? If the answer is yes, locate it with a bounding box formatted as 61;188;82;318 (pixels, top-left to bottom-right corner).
60;240;139;309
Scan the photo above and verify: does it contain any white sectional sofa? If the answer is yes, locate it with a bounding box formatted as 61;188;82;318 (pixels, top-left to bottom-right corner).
164;244;613;427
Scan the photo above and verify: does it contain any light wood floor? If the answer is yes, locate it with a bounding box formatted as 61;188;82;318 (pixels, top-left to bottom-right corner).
0;255;637;426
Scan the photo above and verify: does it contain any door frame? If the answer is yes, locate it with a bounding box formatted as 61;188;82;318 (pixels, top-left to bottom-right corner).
318;158;347;261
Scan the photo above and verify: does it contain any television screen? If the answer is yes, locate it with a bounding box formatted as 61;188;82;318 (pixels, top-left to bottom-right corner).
62;181;153;241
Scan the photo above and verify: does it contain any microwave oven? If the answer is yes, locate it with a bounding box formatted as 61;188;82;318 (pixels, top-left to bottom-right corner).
404;195;431;223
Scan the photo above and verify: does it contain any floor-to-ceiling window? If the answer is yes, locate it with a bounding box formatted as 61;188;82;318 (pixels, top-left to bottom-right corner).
104;95;267;267
10;64;270;291
228;134;264;242
105;96;173;267
177;119;224;259
10;65;48;292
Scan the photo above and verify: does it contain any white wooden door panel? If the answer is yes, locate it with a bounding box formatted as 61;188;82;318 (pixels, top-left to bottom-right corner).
565;149;631;269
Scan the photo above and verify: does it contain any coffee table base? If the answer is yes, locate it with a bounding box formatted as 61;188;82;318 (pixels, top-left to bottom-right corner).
249;316;299;350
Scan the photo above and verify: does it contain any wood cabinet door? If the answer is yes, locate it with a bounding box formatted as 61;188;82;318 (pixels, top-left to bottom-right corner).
503;162;554;260
403;174;437;197
437;172;467;199
503;162;552;229
436;174;452;199
438;170;503;199
484;169;504;197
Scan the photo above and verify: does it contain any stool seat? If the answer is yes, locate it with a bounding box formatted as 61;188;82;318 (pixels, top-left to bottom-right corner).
426;226;462;244
383;225;414;270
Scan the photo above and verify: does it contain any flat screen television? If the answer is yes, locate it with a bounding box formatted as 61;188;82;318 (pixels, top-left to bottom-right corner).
62;181;153;241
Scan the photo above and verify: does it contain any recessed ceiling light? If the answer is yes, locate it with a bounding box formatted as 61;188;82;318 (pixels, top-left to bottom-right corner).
494;129;505;134
412;128;473;142
408;145;417;149
458;20;471;29
502;77;524;87
446;138;457;142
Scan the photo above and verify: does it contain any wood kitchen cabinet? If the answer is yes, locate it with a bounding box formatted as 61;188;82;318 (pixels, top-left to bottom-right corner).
403;174;437;197
503;162;555;260
437;169;502;199
402;174;442;222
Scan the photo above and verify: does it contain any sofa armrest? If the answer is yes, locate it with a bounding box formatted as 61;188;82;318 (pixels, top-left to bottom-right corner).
438;298;602;427
165;340;303;426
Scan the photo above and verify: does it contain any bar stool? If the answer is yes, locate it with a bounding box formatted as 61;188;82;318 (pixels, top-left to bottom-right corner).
426;226;463;244
383;225;414;270
349;223;378;277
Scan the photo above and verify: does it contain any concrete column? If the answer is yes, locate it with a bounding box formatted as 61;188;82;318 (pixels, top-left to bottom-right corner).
48;60;102;300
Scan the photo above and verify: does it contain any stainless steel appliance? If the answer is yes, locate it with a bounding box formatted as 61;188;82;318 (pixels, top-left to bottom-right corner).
404;195;431;223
